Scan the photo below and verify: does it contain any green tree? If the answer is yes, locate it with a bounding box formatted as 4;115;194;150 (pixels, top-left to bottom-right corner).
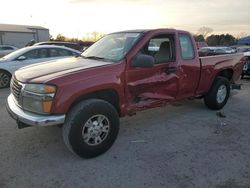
193;34;205;42
55;34;66;41
206;34;236;46
220;34;236;46
49;35;54;41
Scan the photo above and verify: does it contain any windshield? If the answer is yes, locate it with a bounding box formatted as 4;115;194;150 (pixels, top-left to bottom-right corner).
82;32;142;62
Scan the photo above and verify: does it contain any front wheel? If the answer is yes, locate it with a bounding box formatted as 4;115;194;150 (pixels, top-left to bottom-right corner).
62;99;120;158
204;76;230;110
0;70;11;89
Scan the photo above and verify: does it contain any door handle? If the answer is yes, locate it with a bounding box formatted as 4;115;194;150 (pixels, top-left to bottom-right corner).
166;67;177;74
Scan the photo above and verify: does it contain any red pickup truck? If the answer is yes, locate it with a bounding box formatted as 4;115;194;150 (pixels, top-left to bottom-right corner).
6;29;244;158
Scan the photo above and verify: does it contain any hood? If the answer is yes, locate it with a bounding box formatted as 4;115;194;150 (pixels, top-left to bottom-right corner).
15;57;113;83
0;58;8;63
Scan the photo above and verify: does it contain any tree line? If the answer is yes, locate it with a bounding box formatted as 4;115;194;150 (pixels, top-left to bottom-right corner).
194;34;237;46
193;26;248;46
50;27;249;46
50;32;105;43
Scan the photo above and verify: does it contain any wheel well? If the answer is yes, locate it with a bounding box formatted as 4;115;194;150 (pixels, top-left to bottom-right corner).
217;69;233;81
69;89;120;116
0;69;12;77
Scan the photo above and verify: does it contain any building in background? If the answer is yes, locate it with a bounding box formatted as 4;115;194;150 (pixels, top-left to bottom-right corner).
238;36;250;45
0;24;49;48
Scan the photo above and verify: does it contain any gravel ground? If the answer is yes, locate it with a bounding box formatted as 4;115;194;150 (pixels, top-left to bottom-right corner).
0;79;250;188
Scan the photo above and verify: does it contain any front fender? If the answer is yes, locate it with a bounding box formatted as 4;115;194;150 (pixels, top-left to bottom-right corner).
51;72;125;114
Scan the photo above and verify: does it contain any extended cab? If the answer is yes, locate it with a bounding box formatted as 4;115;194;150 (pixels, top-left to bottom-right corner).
6;29;245;158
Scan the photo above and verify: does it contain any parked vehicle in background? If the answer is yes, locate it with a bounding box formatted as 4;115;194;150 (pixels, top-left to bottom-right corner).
79;41;95;51
0;45;18;58
195;41;208;49
237;46;250;53
34;41;83;51
0;45;81;88
213;47;235;54
242;52;250;78
6;29;244;158
218;47;236;53
199;46;235;56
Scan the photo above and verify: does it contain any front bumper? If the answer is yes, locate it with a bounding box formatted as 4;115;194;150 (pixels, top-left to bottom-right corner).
6;94;65;128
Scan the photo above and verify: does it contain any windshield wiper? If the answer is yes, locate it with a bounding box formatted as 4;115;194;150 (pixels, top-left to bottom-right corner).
75;54;85;58
84;56;105;60
77;55;115;62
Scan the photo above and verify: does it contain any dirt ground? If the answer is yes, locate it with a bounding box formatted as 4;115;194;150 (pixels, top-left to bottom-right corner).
0;79;250;188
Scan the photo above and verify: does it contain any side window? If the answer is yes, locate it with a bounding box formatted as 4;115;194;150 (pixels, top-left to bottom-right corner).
39;49;49;58
22;49;49;59
49;49;59;57
140;34;175;64
49;48;71;57
179;34;195;60
3;46;14;50
58;49;71;56
22;49;40;59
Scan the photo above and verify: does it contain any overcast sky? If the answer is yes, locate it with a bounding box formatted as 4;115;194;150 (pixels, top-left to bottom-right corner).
0;0;249;38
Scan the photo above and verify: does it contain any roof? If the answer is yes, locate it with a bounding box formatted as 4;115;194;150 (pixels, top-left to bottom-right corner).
238;36;250;45
35;41;80;45
0;24;48;33
112;28;180;34
23;45;81;53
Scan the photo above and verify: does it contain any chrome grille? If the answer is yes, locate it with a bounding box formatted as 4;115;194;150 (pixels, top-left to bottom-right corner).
11;77;22;101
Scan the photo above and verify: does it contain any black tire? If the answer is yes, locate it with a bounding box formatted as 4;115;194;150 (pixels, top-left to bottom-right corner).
62;99;120;158
0;70;11;89
204;76;230;110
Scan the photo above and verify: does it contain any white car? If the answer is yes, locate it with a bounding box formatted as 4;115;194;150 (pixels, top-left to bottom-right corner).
216;47;236;54
0;45;81;88
199;46;236;56
0;45;18;58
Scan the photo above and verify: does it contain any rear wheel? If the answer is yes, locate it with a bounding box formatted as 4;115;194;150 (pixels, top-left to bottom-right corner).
0;70;11;89
62;99;120;158
204;76;230;110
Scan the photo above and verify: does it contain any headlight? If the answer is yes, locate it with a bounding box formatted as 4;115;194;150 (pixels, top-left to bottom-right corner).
24;84;56;94
22;84;57;114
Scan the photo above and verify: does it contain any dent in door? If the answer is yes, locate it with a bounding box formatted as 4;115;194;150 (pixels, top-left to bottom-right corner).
127;72;178;109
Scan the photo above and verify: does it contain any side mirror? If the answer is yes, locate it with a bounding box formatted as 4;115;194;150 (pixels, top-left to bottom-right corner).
131;54;154;68
17;56;26;61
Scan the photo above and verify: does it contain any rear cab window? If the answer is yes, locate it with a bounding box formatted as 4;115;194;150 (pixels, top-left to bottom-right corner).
179;33;195;60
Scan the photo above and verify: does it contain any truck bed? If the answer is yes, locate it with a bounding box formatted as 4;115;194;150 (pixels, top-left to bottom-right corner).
196;53;244;95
